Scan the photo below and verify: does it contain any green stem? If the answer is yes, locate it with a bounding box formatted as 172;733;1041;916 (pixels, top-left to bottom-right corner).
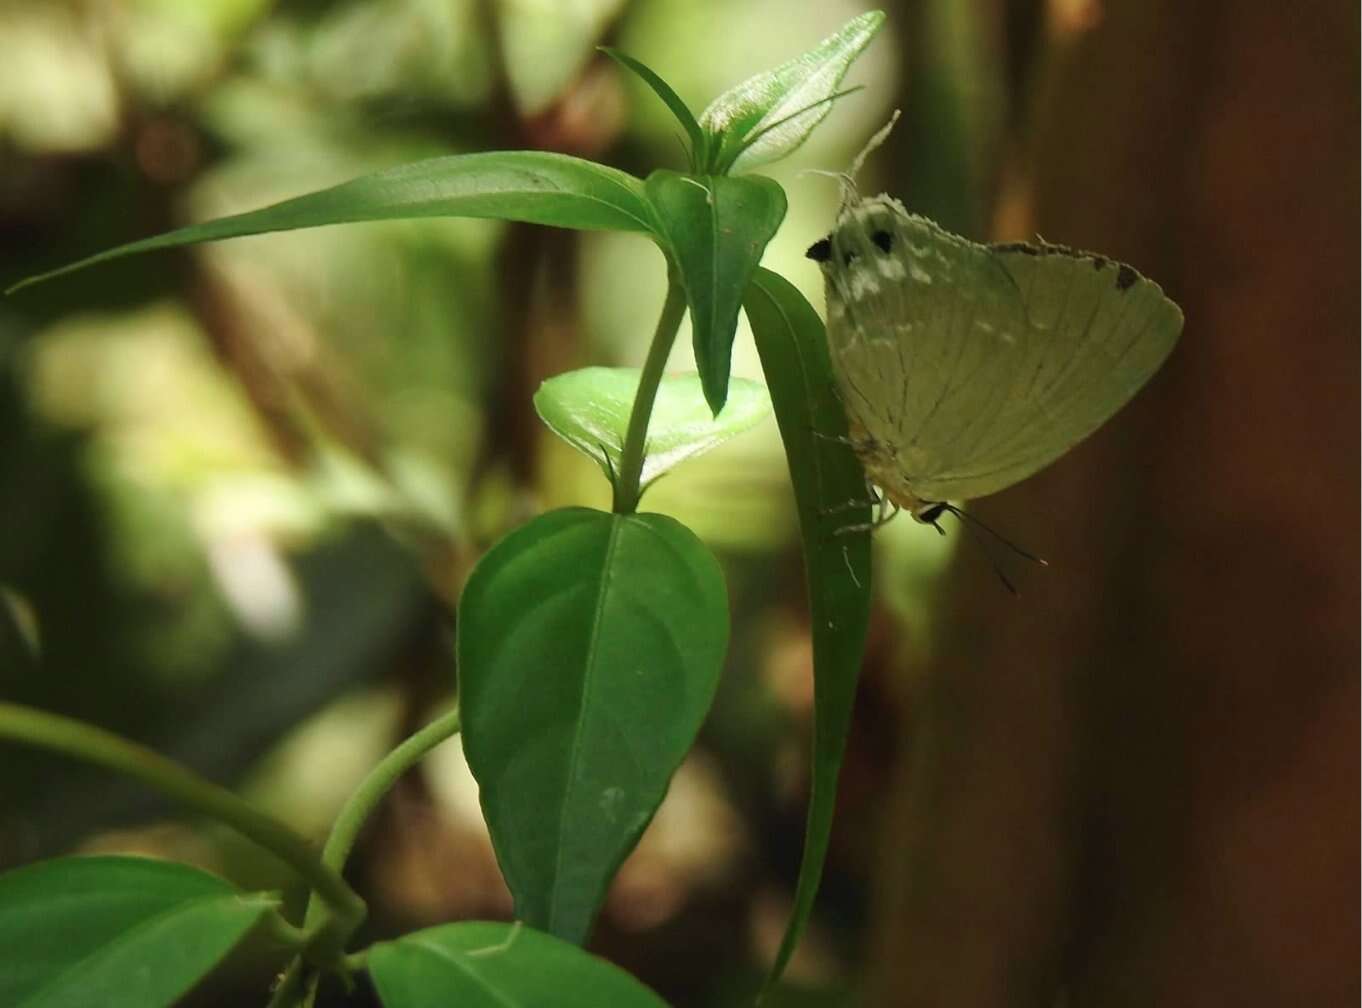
317;703;462;879
272;704;465;1008
0;702;363;927
265;964;306;1008
613;264;688;513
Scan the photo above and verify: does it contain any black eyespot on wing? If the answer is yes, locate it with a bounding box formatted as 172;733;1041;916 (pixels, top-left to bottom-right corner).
1116;264;1138;291
806;237;832;262
1090;255;1108;271
871;229;894;253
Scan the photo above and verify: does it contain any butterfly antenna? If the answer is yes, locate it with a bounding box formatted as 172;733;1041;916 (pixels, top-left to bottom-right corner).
927;511;1019;595
848;108;901;179
800;167;861;211
802;110;904;213
942;504;1048;566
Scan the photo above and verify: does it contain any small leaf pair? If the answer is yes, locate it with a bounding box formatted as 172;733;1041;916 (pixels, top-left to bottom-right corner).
603;11;884;175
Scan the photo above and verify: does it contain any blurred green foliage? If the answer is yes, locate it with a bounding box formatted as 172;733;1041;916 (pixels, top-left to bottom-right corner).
0;2;1008;1004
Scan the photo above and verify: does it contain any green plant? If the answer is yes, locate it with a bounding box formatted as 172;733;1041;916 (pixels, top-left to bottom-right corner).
1;12;883;1007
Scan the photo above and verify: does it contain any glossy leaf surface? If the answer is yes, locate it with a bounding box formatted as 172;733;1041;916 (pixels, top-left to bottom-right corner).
0;856;279;1008
458;507;728;944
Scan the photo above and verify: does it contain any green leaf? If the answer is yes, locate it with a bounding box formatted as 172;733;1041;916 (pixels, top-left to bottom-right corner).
533;366;771;489
600;48;707;171
369;921;669;1008
457;507;728;945
699;10;885;173
644;171;786;415
742;268;872;989
0;855;280;1008
6;151;652;294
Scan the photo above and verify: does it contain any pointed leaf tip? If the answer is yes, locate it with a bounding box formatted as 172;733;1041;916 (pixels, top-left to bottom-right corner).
700;10;886;173
644;171;786;415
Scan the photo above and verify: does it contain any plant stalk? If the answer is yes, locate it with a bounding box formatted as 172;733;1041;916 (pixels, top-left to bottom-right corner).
613;264;688;513
272;703;465;1008
0;702;364;925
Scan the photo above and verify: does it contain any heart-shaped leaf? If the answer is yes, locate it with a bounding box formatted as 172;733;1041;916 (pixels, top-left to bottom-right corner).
458;507;728;944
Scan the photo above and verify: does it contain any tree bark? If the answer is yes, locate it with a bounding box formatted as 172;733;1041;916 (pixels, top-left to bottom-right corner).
869;3;1359;1005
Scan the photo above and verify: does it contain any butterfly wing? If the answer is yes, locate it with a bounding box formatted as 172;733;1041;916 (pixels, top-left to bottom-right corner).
820;197;1183;504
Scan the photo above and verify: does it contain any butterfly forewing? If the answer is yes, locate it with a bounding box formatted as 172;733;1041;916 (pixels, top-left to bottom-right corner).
916;242;1183;500
819;196;1182;505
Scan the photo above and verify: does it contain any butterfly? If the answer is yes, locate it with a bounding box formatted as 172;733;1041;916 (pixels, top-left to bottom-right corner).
806;194;1183;544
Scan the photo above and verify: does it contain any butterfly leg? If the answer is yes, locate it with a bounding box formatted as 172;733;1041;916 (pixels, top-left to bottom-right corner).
809;427;860;447
822;490;882;516
873;498;901;529
831;498;900;536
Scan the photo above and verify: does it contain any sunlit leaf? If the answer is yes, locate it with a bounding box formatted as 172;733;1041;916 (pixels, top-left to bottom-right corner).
7;151;652;293
458;507;728;944
645;171;786;415
369;921;668;1008
699;11;885;173
0;856;280;1008
743;268;872;989
533;366;770;489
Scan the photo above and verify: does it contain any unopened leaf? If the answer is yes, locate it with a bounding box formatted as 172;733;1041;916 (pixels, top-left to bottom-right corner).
700;11;885;173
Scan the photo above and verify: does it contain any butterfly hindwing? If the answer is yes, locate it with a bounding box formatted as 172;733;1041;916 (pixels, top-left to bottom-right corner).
818;195;1182;505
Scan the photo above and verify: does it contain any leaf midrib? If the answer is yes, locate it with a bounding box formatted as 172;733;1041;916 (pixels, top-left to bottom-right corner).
545;514;625;936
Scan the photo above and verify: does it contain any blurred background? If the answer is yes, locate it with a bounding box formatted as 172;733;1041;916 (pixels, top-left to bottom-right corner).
0;1;1355;1005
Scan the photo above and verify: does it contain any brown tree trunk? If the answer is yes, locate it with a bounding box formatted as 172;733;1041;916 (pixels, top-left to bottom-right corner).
869;3;1359;1005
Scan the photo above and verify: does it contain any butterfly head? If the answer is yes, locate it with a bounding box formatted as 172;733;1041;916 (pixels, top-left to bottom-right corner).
805;194;908;274
912;501;948;526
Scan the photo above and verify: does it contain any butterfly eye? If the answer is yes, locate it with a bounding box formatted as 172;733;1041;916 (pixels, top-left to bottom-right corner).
871;229;893;253
805;237;832;262
916;502;947;524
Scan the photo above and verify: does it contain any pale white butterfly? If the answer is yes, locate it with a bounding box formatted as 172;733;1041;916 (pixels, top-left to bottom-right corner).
807;150;1183;556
